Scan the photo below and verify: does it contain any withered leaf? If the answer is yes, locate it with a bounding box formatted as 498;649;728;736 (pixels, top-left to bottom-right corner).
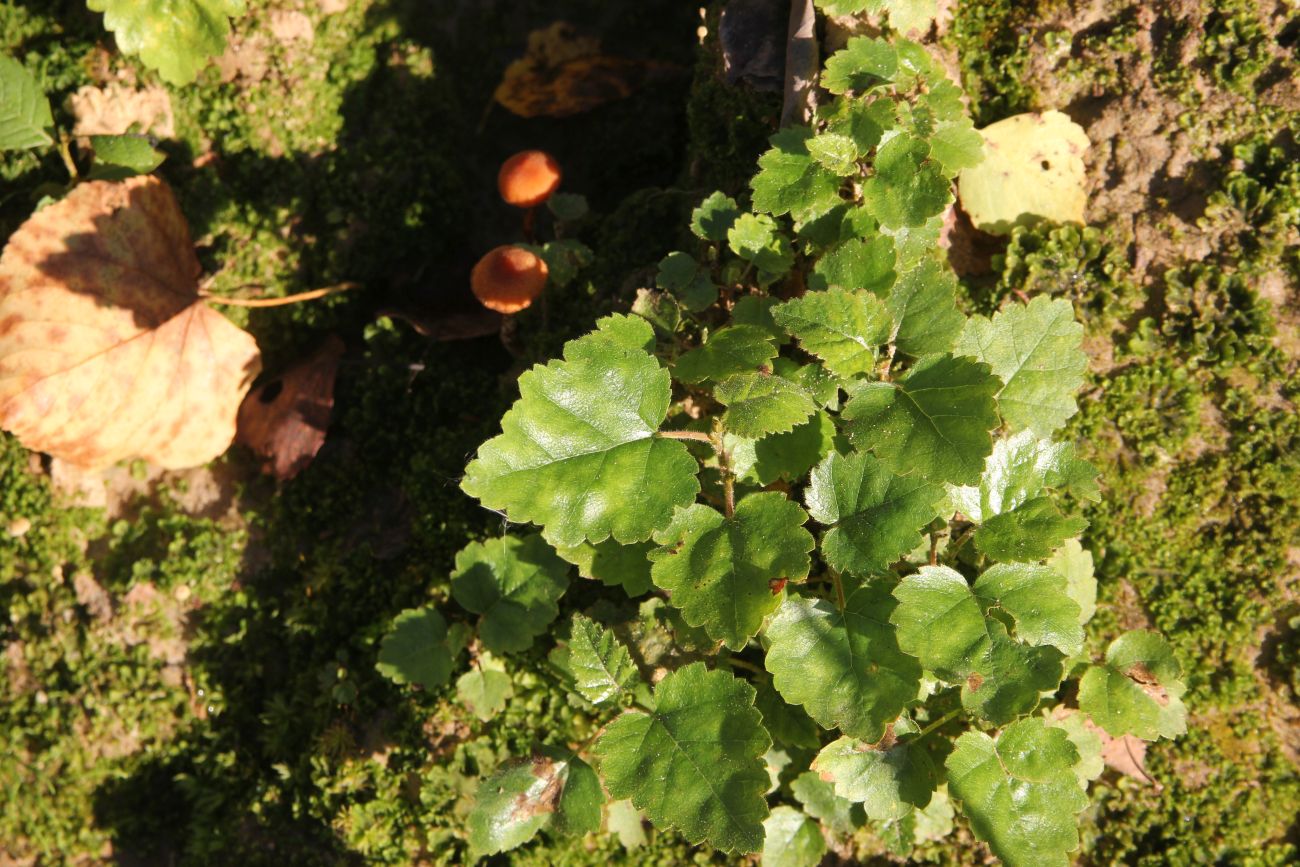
495;21;675;118
237;336;343;480
0;176;261;470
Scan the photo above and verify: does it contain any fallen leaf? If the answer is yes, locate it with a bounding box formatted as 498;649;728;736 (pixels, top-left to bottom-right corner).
495;21;675;118
237;336;344;480
1099;731;1156;787
0;176;262;470
68;83;175;137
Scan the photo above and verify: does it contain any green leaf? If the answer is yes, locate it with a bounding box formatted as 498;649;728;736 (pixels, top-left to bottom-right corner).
650;493;813;649
863;133;952;229
87;134;166;180
87;0;245;86
887;255;964;357
821;97;895;154
751;127;843;221
0;55;53;150
975;498;1088;562
761;806;827;867
777;359;843;409
765;581;921;742
674;325;777;384
813;736;938;821
821;1;940;35
538;239;594;289
1078;631;1187;741
972;563;1083;656
791;770;860;837
807;132;859;175
716;372;817;439
891;566;1066;723
806;450;943;576
946;718;1088;867
692;190;742;241
1048;539;1096;624
462;315;700;547
956;296;1087;436
731;295;784;341
554;538;654;597
822;37;898;95
468;748;602;855
547;192;589;221
753;680;823;751
730;409;836;487
808;235;897;295
606;799;647;849
594;662;771;853
729;213;796;282
375;606;455;689
656;251;717;311
948;431;1100;523
880;213;945;267
457;668;513;722
841;354;1001;486
567;614;640;706
917;81;984;174
1044;709;1105;784
773;289;891;378
451;535;570;654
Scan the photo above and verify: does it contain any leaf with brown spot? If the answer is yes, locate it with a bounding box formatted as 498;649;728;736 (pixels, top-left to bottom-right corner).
494;21;677;118
0;176;261;470
237;336;343;480
467;747;602;856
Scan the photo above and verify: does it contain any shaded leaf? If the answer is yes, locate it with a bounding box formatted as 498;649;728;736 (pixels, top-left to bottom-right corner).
594;662;771;853
674;325;776;384
716;371;817;438
468;748;602;855
730;409;836;486
692;191;741;242
236;336;342;481
375;606;455;689
656;251;716;312
729;213;796;282
886;254;964;358
791;770;860;837
975;498;1087;562
808;235;897;295
457;667;513;722
813;735;938;821
554;538;654;597
451;535;570;654
0;176;261;469
88;134;165;180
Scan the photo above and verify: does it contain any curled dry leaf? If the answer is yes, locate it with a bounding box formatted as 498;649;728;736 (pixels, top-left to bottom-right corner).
68;83;176;138
236;335;343;480
0;176;261;470
495;21;675;118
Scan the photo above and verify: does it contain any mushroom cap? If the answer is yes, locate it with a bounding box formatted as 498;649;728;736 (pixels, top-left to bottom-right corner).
497;150;562;208
471;245;549;314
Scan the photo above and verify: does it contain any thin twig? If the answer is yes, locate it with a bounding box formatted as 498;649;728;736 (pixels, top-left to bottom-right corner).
201;282;359;308
916;707;962;740
57;132;79;180
830;568;847;612
725;656;765;675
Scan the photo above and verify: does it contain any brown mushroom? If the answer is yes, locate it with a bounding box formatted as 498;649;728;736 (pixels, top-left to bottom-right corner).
470;245;549;314
497;150;562;208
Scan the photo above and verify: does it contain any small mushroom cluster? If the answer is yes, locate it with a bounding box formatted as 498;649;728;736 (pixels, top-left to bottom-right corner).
471;150;562;314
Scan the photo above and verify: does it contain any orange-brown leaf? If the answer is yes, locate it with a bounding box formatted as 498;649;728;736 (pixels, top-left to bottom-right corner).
236;336;343;480
0;176;261;470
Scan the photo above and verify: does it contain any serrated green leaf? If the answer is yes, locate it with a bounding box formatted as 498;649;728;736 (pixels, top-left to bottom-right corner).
538;238;594;289
0;56;53;150
807;132;859;175
822;37;898;95
863;133;952;229
841;354;1001;486
777;358;843;409
947;718;1088;867
656;251;717;311
732;295;784;341
813;736;938;821
761;806;827;867
751;127;844;220
87;0;245;86
806;450;943;576
1048;539;1096;625
88;134;166;180
887;255;964;357
457;668;513;722
375;606;455;689
956;296;1087;436
975;498;1088;562
1078;631;1187;741
753;680;823;750
650;493;813;649
960;620;1065;724
451;535;570;654
692;190;742;241
567;614;640;705
791;770;860;837
808;235;897;295
917;82;984;174
554;538;654;597
462;315;700;547
729;213;796;282
773;289;891;378
674;325;777;384
821;97;895;155
948;431;1100;523
972;563;1083;656
820;1;939;36
1044;709;1105;784
880;213;945;266
594;662;771;852
716;372;817;439
765;581;921;742
730;409;837;487
468;748;602;855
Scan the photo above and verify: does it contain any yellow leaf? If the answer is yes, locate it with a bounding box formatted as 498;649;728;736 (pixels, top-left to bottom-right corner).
0;176;261;470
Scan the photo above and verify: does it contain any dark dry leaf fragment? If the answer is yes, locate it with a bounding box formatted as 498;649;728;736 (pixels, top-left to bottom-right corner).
236;336;344;480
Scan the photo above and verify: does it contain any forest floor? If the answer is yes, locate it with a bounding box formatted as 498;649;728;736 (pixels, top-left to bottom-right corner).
1;0;1298;864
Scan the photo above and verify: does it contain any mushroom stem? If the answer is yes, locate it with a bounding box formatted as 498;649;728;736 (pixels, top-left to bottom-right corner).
522;206;536;243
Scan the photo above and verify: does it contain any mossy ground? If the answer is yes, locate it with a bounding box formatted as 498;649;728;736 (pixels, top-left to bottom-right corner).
1;0;1298;864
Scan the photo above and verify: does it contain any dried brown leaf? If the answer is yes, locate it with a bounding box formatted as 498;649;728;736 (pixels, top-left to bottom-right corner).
236;336;343;480
0;177;261;470
68;83;175;137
